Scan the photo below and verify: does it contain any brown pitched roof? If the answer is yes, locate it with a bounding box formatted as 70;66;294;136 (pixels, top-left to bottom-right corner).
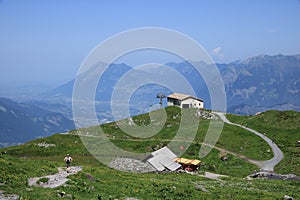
167;93;203;102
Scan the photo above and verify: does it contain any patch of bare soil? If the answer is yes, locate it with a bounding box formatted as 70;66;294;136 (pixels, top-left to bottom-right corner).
0;191;19;200
28;166;82;188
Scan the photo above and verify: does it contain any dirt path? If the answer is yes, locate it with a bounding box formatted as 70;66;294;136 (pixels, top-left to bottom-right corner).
76;115;284;172
215;112;284;171
77;133;262;169
76;134;273;170
28;166;82;188
202;172;228;180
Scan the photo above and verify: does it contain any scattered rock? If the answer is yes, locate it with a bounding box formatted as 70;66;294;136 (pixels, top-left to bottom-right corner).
255;112;262;116
36;142;56;148
85;173;95;182
173;114;180;119
57;191;66;197
221;155;229;162
0;193;19;200
248;171;300;180
283;195;294;200
202;172;228;180
128;118;134;126
194;110;218;120
195;184;209;192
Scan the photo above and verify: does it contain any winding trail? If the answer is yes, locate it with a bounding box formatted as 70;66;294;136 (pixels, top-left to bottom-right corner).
215;112;284;171
75;112;284;172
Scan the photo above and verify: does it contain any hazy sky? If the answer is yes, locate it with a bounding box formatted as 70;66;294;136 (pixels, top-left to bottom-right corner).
1;0;300;87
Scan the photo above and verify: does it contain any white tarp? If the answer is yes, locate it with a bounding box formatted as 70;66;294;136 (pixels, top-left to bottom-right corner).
147;155;165;171
151;146;177;159
147;147;181;171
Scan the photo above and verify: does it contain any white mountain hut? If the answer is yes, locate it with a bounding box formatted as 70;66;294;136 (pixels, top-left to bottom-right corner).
167;93;204;109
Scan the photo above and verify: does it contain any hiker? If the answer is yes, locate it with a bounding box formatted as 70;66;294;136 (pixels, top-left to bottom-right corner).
64;154;73;168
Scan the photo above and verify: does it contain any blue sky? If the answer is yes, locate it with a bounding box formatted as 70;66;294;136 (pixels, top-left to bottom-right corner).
0;0;300;87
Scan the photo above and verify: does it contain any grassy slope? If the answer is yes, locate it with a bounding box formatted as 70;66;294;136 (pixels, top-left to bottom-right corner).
0;107;299;199
227;110;300;175
99;107;273;161
1;135;299;200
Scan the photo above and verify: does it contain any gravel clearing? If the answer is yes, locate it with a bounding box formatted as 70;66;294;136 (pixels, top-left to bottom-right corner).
110;157;156;173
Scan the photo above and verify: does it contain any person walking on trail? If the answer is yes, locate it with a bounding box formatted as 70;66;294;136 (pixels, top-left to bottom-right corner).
64;154;73;168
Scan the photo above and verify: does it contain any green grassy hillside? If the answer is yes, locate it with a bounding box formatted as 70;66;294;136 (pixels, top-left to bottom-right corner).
227;110;300;175
0;107;299;199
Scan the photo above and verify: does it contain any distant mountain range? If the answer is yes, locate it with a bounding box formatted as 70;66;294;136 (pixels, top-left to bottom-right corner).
0;98;75;147
221;54;300;114
1;53;299;146
48;54;300;115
